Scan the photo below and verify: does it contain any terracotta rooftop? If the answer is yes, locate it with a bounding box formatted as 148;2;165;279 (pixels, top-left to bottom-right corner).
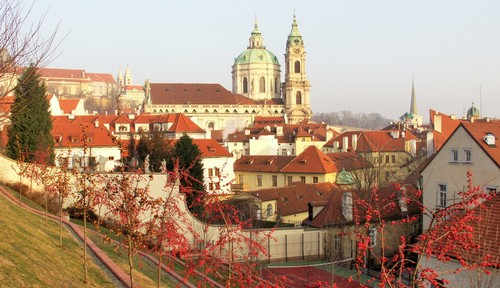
58;99;81;114
282;146;337;174
429;109;461;152
306;183;420;228
234;155;295;173
192;139;231;158
326;151;373;171
52;121;116;148
248;182;337;217
150;83;257;105
461;120;500;167
87;72;116;84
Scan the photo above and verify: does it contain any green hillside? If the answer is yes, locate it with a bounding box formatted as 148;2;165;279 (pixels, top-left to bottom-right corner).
0;190;115;288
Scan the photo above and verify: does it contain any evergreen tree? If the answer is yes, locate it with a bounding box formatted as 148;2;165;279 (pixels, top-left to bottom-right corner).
126;132;136;169
171;134;204;216
7;65;54;163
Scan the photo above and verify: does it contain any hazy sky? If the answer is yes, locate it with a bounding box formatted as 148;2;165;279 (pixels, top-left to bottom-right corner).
29;0;500;121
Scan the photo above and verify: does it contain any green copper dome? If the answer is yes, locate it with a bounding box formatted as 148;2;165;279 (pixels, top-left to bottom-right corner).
467;102;480;118
234;20;280;66
234;48;279;65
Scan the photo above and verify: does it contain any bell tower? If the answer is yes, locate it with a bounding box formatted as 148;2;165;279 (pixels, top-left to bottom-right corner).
283;13;311;124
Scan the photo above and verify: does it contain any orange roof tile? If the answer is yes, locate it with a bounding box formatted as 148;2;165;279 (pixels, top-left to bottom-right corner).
248;182;337;217
282;146;337;174
234;155;295;172
52;121;117;147
192;139;231;157
167;113;205;134
461;120;500;167
58;99;81;114
326;152;373;171
150;83;257;105
87;72;116;84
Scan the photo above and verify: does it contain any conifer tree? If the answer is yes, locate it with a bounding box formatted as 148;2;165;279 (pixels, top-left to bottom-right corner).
171;134;204;215
7;65;54;163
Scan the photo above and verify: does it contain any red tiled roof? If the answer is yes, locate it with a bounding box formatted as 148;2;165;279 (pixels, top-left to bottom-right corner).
52;121;117;147
429;109;461;152
326;152;373;171
282;146;337;174
253;116;286;127
192;139;231;157
461;120;500;167
234;155;295;172
58;99;81;114
167;113;205;134
125;85;143;91
87;73;116;84
0;96;14;113
248;182;337;217
307;183;419;228
150;83;257;105
38;67;87;79
328;130;416;153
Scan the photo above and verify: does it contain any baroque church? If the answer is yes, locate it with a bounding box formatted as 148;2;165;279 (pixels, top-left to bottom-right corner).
143;15;312;131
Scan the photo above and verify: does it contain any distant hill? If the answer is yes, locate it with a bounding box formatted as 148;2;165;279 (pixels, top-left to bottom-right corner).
312;111;394;130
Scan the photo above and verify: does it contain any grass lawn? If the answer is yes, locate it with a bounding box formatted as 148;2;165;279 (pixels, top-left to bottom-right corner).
0;188;115;287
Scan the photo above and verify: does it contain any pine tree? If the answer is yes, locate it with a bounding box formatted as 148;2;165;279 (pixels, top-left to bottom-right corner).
171;134;204;216
7;65;54;163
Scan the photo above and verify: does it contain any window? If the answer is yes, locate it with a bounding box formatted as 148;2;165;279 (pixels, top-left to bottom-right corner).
257;175;263;186
208;168;213;177
282;149;288;156
266;204;273;217
463;149;472;163
274;77;279;93
108;156;114;161
259;77;265;93
334;234;342;258
215;182;220;190
484;186;497;193
300;176;306;183
369;228;377;247
391;155;396;163
295;91;302;104
238;175;244;184
438;183;447;207
215;167;220;177
272;175;278;187
209;183;214;191
291;148;295;155
385;155;390;163
313;176;319;183
243;77;248;93
294;60;301;73
450;149;459;163
287;176;293;185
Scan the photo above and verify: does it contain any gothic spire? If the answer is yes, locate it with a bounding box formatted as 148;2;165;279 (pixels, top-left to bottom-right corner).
410;77;417;115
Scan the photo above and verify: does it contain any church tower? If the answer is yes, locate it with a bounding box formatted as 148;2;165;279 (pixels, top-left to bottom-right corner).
232;19;281;101
117;68;124;91
124;65;132;86
283;14;311;124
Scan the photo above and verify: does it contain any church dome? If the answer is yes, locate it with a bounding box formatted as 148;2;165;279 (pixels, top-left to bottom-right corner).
467;102;480;119
234;48;279;65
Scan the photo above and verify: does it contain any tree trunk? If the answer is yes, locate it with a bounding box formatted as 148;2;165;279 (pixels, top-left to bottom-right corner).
128;234;135;288
83;209;88;283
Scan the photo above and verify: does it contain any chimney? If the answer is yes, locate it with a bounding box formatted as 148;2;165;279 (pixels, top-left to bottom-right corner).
276;126;284;136
128;114;135;120
390;130;399;139
94;120;99;128
434;113;442;133
351;134;357;151
426;131;435;158
342;136;349;152
333;140;339;152
326;129;333;141
342;192;353;222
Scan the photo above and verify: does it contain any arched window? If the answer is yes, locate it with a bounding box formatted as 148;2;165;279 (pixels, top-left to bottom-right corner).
243;77;248;93
266;203;273;217
259;77;265;93
294;60;301;73
207;122;215;130
275;77;279;93
296;91;302;104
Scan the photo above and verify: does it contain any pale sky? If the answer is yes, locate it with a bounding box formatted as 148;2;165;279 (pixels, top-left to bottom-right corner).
29;0;500;121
